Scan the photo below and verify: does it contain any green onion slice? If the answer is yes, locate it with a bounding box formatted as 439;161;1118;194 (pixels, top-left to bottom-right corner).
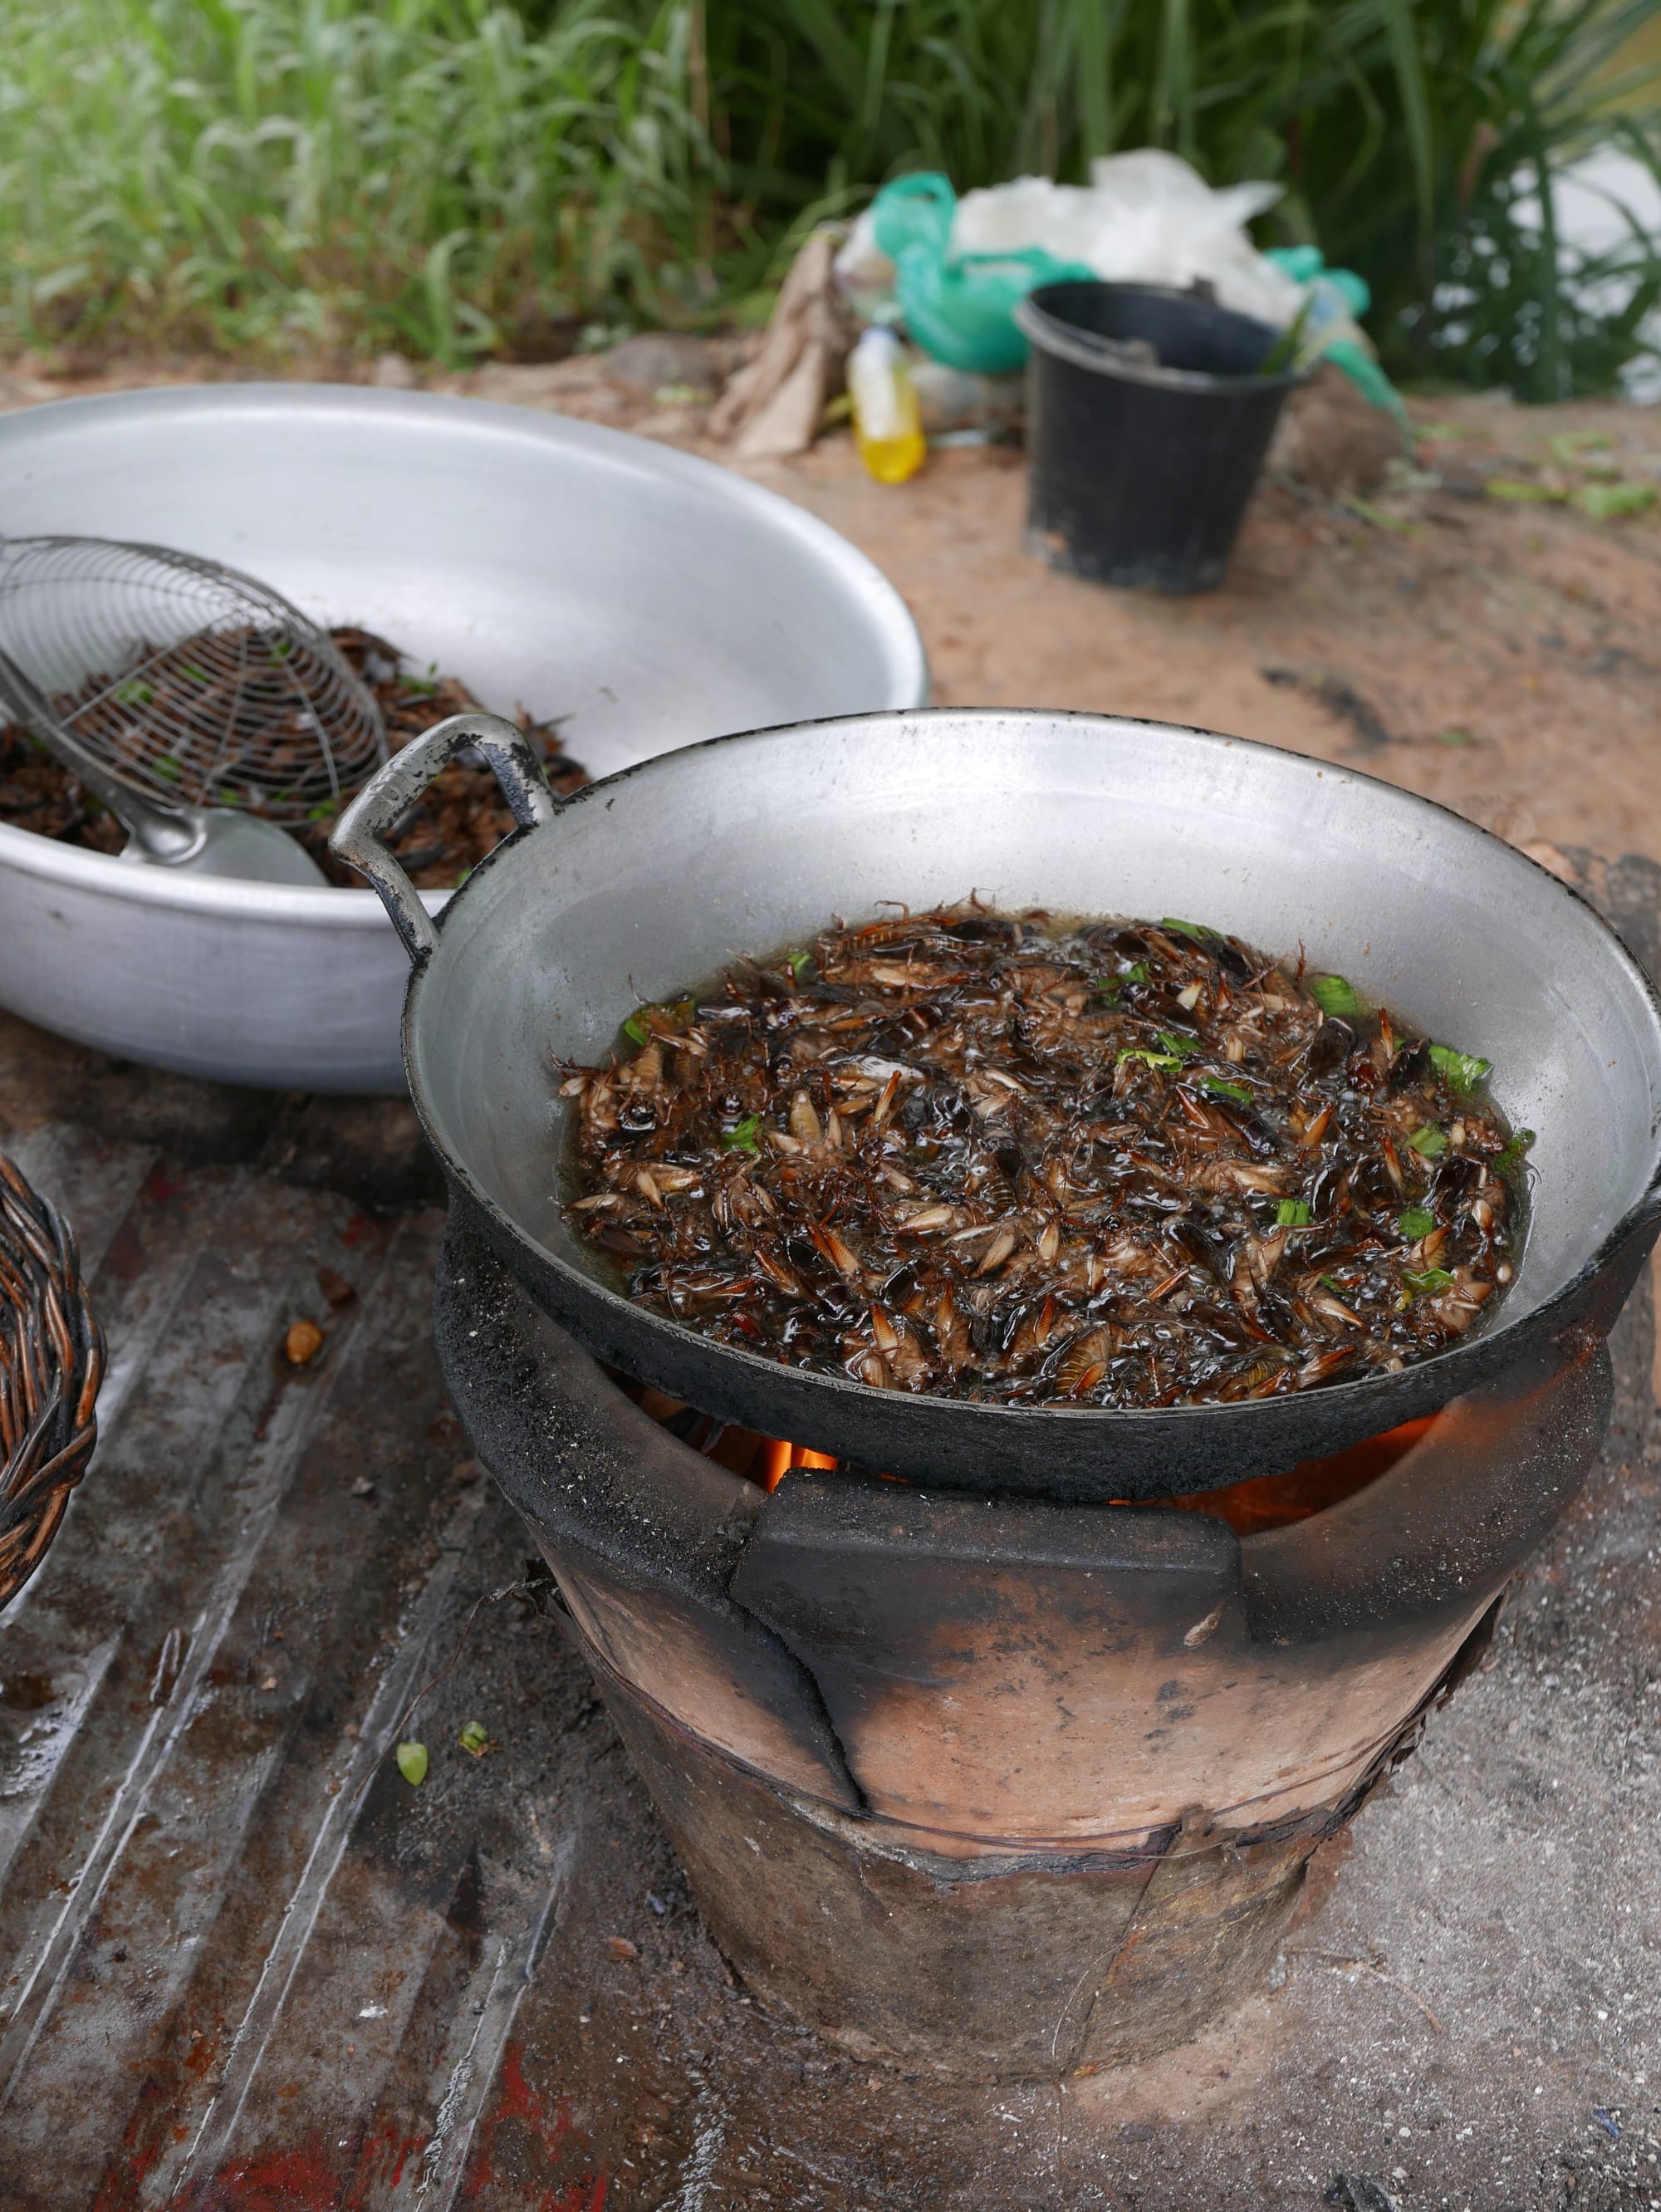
624;998;694;1047
1428;1043;1492;1096
1408;1126;1448;1157
1398;1205;1435;1240
1276;1199;1313;1228
1308;974;1361;1019
1495;1127;1536;1175
722;1114;763;1154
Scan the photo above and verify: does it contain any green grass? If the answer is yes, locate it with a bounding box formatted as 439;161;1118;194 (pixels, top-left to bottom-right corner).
1;0;718;361
3;0;1660;395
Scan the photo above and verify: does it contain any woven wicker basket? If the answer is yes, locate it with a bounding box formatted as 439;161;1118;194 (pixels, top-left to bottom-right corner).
0;1153;102;1612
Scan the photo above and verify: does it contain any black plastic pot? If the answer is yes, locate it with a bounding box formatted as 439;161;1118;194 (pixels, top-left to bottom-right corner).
1015;281;1304;594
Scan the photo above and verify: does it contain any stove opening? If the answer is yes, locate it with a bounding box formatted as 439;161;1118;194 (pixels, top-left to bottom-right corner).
626;1383;1430;1533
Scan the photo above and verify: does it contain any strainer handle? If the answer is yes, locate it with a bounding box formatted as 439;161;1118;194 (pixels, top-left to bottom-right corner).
331;711;561;962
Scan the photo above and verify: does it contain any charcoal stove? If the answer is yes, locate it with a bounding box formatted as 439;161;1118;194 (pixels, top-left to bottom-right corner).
326;703;1661;2083
437;1214;1610;2080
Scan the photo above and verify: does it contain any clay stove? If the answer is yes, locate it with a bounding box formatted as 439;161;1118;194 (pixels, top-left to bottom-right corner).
437;1215;1610;2080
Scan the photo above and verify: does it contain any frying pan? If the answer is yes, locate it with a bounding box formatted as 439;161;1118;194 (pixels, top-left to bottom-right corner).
335;709;1661;1502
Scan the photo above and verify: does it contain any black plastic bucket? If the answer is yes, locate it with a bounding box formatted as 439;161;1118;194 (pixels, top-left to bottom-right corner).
1014;281;1304;594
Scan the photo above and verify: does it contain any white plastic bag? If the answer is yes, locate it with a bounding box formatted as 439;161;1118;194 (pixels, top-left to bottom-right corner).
835;150;1304;330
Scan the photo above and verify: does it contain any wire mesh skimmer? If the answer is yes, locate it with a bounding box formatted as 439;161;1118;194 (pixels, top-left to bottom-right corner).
0;535;386;825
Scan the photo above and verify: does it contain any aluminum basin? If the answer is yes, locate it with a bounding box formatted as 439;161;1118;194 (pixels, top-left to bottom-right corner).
0;385;925;1092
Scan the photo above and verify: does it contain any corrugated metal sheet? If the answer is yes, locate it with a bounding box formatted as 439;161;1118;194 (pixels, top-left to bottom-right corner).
2;834;1661;2212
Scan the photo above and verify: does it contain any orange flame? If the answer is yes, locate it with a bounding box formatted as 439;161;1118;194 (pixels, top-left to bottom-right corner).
636;1382;1435;1528
758;1438;840;1492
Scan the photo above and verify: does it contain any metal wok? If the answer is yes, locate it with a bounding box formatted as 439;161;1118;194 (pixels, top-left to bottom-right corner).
336;708;1661;1501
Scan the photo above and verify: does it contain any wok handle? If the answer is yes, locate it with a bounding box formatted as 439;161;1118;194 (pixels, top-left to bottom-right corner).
330;711;560;962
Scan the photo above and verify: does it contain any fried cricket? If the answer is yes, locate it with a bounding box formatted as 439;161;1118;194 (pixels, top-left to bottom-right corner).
560;906;1526;1409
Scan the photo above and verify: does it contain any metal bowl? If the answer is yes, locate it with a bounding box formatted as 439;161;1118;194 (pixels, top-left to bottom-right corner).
0;385;925;1092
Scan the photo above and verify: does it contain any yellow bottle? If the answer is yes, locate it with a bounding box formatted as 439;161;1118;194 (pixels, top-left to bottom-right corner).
849;326;927;484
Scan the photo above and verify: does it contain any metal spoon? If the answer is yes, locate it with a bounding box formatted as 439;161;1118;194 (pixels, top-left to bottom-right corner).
0;643;327;886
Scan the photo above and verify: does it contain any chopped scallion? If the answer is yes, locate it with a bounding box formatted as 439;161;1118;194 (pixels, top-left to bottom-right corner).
1160;918;1215;943
1495;1127;1536;1175
1276;1199;1313;1228
722;1114;762;1154
1404;1267;1456;1297
1308;974;1361;1019
1428;1042;1492;1095
1201;1077;1251;1104
1398;1206;1435;1240
623;998;695;1047
1408;1126;1448;1157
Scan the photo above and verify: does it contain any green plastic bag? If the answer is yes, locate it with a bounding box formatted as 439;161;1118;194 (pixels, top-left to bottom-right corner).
870;174;1092;376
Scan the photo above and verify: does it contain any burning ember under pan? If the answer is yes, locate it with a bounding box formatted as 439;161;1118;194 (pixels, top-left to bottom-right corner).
336;708;1661;1503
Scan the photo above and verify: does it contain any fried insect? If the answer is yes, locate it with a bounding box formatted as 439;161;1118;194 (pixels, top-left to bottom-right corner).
560;906;1527;1409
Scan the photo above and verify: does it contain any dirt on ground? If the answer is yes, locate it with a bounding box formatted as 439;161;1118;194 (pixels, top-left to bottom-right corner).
758;408;1661;879
433;356;1661;881
7;344;1658;880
